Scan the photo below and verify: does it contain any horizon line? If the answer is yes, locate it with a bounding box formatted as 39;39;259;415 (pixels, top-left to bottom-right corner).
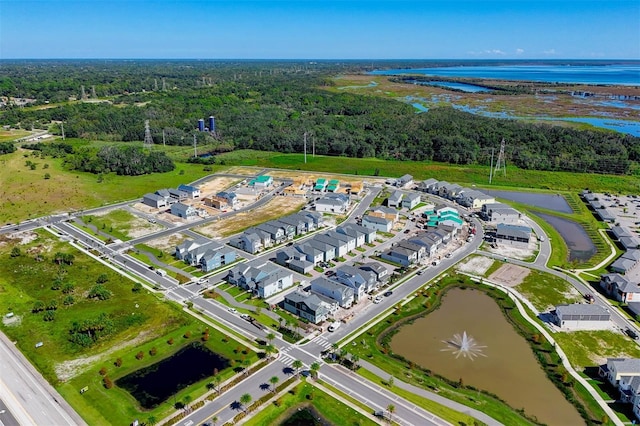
1;58;639;62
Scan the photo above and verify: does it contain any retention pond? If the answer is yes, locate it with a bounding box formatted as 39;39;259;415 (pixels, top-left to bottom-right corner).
391;288;583;425
483;190;573;213
535;213;597;262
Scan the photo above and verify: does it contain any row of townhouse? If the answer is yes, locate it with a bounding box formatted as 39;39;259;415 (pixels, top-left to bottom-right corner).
229;211;324;254
275;223;377;274
599;358;640;421
203;191;238;210
600;273;640;305
315;193;350;213
226;259;294;299
143;185;199;209
417;179;496;210
362;206;400;232
380;226;457;266
481;202;521;224
175;238;237;272
583;191;616;223
387;190;421;210
283;262;389;323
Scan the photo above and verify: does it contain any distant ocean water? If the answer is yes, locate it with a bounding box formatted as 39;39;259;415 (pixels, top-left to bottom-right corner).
370;64;640;86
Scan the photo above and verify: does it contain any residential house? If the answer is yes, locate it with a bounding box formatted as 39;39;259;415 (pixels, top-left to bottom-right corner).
315;193;350;213
362;214;393;233
482;203;521;224
216;191;238;207
229;228;272;254
326;179;340;192
143;193;167;209
178;184;201;199
325;230;356;252
337;223;376;245
333;265;377;301
314;233;348;258
439;183;463;200
402;193;421;210
611;257;638;275
381;245;418;266
249;175;273;188
358;262;388;284
596;208;616;223
397;240;426;261
554;303;611;330
307;239;336;262
171;202;197;219
203;196;230;210
457;189;496;209
294;242;325;265
283;291;332;324
495;223;532;246
256;222;287;244
387;190;404;208
227;260;294;298
416;178;438;193
199;246;236;272
315;178;328;191
311;277;354;308
408;233;439;258
370;206;400;222
396;174;413;188
600;273;640;303
599;358;640;390
155;189;177;205
168;188;189;201
274;247;315;274
620;237;640;250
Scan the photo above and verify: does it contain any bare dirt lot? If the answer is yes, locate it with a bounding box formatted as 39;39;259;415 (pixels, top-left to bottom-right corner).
482;240;537;261
196;196;307;238
197;176;241;198
456;255;495;276
489;263;531;287
144;232;191;251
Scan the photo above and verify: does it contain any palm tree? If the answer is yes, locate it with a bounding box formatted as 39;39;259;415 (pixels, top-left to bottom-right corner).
310;362;320;379
350;353;360;370
206;382;215;392
183;394;192;411
243;358;251;375
386;404;395;423
269;375;279;393
265;343;276;359
266;332;275;344
239;393;252;413
211;375;221;394
147;416;157;426
211;416;218;426
292;359;303;376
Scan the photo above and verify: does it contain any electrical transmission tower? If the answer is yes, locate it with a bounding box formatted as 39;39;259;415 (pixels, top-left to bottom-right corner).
494;138;507;177
80;85;87;100
143;120;154;149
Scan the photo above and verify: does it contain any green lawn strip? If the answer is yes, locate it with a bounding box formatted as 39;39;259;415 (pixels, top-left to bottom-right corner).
126;249;155;268
553;331;640;371
514;269;583;312
244;382;377;426
357;368;483;426
217;150;640;195
348;276;610;425
314;378;379;415
69;220;111;242
481;258;500;277
82;209;144;242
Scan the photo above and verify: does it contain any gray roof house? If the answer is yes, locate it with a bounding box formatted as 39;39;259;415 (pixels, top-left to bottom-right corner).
325;230;356;252
311;277;354;308
620;237;640;250
155;189;177;205
227;260;294;299
283;291;332;324
457;189;496;209
381;245;418;266
143;193;167;209
496;223;532;245
554;303;611;330
334;265;377;300
362;214;393;232
359;262;388;283
256;222;287;244
611;257;637;274
315;193;350;213
168;188;189;201
387;190;404;208
229;228;272;254
439;183;463;200
417;178;439;192
274;246;315;274
611;226;634;240
599;358;640;389
600;273;640;303
597;208;616;223
370;206;400;222
314;233;349;258
337;223;376;245
171;202;197;219
396;174;413;188
408;234;439;257
178;184;201;199
294;242;325;265
199;246;236;272
307;239;336;262
482;203;521;224
402;193;421;210
398;240;426;260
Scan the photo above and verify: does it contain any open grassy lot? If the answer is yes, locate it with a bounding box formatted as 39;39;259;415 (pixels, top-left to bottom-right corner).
553;330;640;370
0;147;216;223
243;381;378;426
515;269;583;312
80;209;163;241
0;229;189;383
0;129;31;142
216;150;640;194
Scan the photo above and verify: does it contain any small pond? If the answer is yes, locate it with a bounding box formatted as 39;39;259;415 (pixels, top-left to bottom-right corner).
116;342;230;409
406;79;492;93
535;213;597;261
391;288;584;425
281;405;331;426
483;190;573;213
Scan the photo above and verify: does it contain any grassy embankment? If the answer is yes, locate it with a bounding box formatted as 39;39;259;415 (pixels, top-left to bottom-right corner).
346;275;614;426
0;229;259;425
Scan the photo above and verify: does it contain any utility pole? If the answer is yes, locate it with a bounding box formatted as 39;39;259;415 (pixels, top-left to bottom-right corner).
61;122;65;141
489;148;494;184
193;134;197;158
303;132;307;164
143;120;153;149
494;138;507;177
162;129;166;147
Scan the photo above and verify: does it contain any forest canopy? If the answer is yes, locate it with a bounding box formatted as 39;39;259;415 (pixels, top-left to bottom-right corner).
1;60;638;175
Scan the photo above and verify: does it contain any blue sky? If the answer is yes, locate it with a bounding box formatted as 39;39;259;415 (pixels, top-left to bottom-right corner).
2;1;639;59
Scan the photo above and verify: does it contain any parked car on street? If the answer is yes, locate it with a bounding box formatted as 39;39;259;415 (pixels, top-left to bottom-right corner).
626;328;639;340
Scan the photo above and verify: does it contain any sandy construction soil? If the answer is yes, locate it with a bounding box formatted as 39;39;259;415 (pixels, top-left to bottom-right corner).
197;176;241;198
196;196;307;238
489;264;531;287
483;241;537;261
456;256;495;276
144;232;191;251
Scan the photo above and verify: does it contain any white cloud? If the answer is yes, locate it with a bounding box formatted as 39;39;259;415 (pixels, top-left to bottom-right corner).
543;48;557;55
515;48;524;55
486;49;506;55
467;49;507;56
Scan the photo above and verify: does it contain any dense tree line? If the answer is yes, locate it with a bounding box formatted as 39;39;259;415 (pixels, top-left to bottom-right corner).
1;60;638;175
0;141;16;155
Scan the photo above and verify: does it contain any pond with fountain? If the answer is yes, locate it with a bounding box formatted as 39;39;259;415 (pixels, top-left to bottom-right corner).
391;287;584;425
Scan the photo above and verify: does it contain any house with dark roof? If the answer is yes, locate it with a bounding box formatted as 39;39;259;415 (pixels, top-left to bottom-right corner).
311;277;354;308
337;223;376;245
199;246;236;272
482;203;521;224
387;190;404;208
293;243;325;265
171;202;197;219
169;188;189;201
325;230;356;252
554;303;611;330
358;262;388;283
274;246;315;274
402;193;421;210
314;233;349;258
396;174;413;188
596;208;616;223
495;223;532;246
334;265;376;300
417;178;438;193
457;189;496;209
600;273;640;303
307;239;336;262
178;184;200;199
143;193;168;209
256;222;286;244
229;228;272;254
439;183;463;200
370;206;399;222
227;260;294;298
283;291;333;324
381;245;418;266
599;358;640;400
216;191;238;207
315;193;350;213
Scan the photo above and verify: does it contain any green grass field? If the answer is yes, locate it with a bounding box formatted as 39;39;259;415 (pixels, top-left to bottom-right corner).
553;331;640;371
515;270;583;311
